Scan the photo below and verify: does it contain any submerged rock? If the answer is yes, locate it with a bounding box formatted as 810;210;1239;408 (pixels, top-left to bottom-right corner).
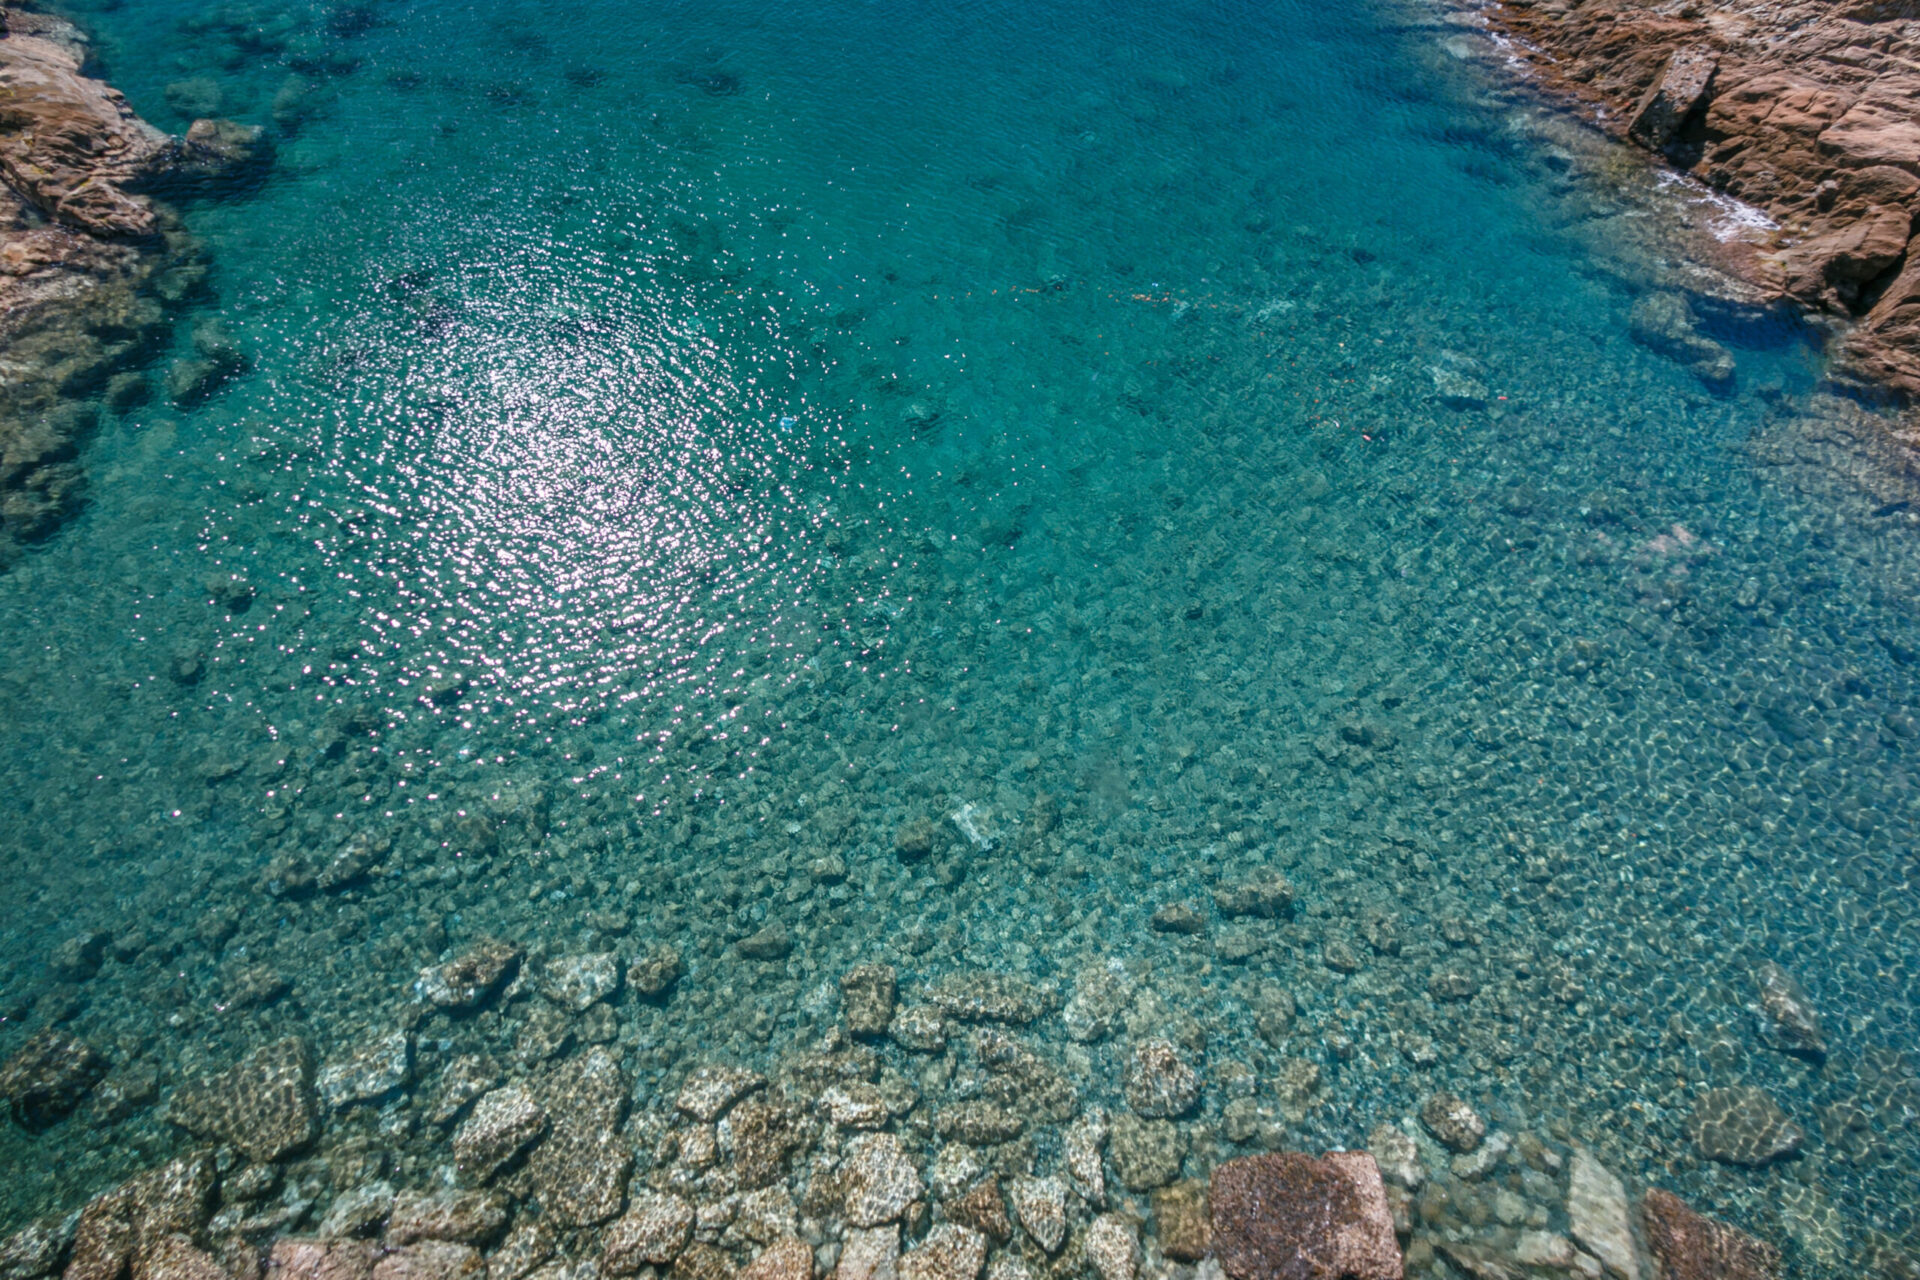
1419;1092;1484;1154
1567;1148;1640;1280
676;1065;767;1122
1150;1180;1210;1262
1123;1039;1201;1119
1109;1114;1183;1191
842;1131;924;1226
925;971;1054;1025
538;953;620;1011
0;1028;106;1130
1209;1152;1401;1280
453;1086;548;1182
1628;293;1735;394
528;1048;632;1226
1642;1188;1781;1280
1689;1087;1805;1167
317;1032;411;1111
841;964;897;1037
416;939;521;1009
383;1190;508;1247
898;1225;984;1280
167;1037;316;1162
602;1191;694;1273
1084;1216;1139;1280
1755;961;1825;1059
1212;872;1293;918
1007;1177;1066;1254
627;945;684;998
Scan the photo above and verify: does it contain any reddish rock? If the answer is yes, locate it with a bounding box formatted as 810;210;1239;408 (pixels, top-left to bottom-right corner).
369;1244;483;1280
1479;0;1920;399
266;1241;375;1280
1209;1152;1402;1280
1642;1190;1782;1280
738;1238;814;1280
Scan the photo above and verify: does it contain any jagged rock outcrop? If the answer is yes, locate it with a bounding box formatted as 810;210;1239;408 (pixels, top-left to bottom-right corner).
1483;0;1920;397
0;2;266;564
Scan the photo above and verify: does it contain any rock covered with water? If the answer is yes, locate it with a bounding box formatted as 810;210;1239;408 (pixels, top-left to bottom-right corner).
1641;1189;1781;1280
1418;1092;1484;1154
1209;1151;1402;1280
1754;961;1826;1059
0;1029;105;1130
1688;1087;1806;1166
1566;1148;1642;1280
416;939;521;1009
165;1037;317;1162
1122;1039;1201;1118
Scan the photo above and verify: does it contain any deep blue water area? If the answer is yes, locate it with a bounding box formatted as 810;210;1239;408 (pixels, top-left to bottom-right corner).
1;0;1917;1272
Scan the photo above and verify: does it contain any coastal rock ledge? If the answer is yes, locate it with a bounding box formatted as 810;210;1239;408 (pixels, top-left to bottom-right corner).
0;1;266;566
1481;0;1920;400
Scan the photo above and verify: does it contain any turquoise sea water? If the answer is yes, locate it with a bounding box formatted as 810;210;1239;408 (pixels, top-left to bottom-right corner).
3;0;1920;1271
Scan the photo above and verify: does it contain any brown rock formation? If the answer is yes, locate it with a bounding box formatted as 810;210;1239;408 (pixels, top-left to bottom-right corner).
0;2;266;564
1209;1151;1403;1280
1642;1190;1782;1280
1482;0;1920;396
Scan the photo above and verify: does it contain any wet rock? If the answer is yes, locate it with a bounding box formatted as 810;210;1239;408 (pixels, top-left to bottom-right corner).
842;1132;924;1226
370;1243;483;1280
1150;903;1206;935
833;1228;896;1280
1248;981;1296;1044
628;945;685;998
316;1183;395;1240
841;965;898;1037
1063;966;1133;1043
1426;968;1479;1001
384;1190;507;1248
1512;1233;1575;1269
738;924;793;961
935;1101;1022;1145
317;1032;411;1111
315;834;389;891
1628;293;1735;394
486;1223;555;1280
1451;1129;1511;1181
1109;1114;1183;1191
672;1243;737;1280
724;1096;803;1188
49;931;108;983
924;972;1054;1024
1688;1087;1805;1167
944;1178;1010;1243
1007;1177;1067;1254
1367;1125;1423;1190
0;1217;75;1280
1429;352;1489;410
1755;962;1825;1059
266;1240;375;1280
167;1037;316;1162
602;1192;695;1273
416;940;521;1010
0;1028;106;1129
898;1226;984;1280
1641;1189;1781;1280
538;953;620;1011
453;1086;547;1182
528;1047;632;1226
1567;1149;1639;1280
428;1055;504;1126
821;1083;891;1129
1084;1216;1138;1280
1209;1152;1401;1280
888;1007;948;1052
739;1238;813;1280
1064;1110;1108;1204
66;1153;217;1280
1150;1180;1209;1262
895;818;936;861
1123;1039;1201;1119
1629;46;1717;149
677;1065;767;1122
1419;1092;1484;1154
1212;873;1293;918
132;1236;227;1280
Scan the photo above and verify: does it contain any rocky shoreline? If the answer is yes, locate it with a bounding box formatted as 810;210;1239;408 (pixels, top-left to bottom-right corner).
1469;0;1920;405
0;1;263;568
0;929;1814;1280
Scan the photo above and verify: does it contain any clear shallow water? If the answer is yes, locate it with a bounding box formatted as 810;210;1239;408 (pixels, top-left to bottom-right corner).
2;0;1919;1270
